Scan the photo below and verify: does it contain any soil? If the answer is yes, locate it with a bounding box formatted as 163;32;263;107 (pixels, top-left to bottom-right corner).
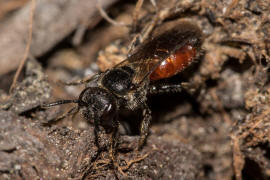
0;0;270;179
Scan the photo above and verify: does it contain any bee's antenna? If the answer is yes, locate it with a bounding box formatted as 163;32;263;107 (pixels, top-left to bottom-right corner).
41;105;80;126
41;99;79;108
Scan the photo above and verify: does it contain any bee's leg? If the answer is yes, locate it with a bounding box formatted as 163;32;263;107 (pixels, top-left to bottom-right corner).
148;83;183;95
109;128;117;157
94;121;101;150
91;111;105;151
109;118;119;158
138;102;152;150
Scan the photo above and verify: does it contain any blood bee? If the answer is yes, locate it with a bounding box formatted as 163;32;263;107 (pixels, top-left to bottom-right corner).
43;21;202;151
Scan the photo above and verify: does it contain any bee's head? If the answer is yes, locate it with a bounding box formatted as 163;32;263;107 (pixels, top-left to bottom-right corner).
78;87;117;129
42;87;117;130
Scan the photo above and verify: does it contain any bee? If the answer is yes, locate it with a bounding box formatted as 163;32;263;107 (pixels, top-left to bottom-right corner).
42;21;202;152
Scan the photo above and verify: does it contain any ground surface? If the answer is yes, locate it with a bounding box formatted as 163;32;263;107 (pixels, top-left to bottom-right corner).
0;0;270;179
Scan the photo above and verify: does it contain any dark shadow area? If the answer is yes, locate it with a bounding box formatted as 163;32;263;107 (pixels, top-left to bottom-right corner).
221;56;253;74
242;158;264;180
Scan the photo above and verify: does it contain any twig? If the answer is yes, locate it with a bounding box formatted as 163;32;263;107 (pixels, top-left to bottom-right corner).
132;0;144;30
97;0;128;27
9;0;36;93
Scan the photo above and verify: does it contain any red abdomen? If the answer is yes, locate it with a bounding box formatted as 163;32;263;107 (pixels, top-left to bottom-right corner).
150;44;197;81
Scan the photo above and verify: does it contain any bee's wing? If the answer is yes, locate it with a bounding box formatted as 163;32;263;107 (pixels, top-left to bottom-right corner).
116;21;202;85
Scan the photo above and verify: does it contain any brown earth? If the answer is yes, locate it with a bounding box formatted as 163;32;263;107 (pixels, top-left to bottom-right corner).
0;0;270;179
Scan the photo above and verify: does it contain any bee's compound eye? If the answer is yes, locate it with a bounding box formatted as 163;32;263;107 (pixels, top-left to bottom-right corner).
102;69;132;95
